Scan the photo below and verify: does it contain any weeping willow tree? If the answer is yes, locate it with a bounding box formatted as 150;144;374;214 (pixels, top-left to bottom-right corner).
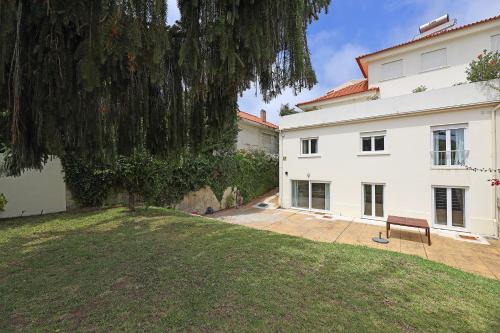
0;0;330;175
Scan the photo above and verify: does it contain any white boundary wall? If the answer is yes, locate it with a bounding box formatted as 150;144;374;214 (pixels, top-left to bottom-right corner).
0;158;66;219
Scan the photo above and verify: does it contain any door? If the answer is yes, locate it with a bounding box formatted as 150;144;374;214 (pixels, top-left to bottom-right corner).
363;184;384;218
433;187;466;229
292;180;330;211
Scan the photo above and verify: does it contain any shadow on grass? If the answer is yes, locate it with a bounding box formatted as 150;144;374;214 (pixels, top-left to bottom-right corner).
0;208;499;332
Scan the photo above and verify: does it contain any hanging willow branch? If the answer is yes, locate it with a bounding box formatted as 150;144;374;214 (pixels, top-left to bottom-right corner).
0;0;330;175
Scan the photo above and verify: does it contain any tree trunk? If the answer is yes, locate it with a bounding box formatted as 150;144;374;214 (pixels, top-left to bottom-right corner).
128;192;136;211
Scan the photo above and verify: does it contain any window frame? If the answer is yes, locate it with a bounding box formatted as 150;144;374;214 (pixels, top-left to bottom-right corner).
420;48;447;73
381;59;404;81
430;124;468;168
300;137;320;157
362;183;385;220
359;131;387;155
491;33;500;52
291;180;331;212
431;186;468;230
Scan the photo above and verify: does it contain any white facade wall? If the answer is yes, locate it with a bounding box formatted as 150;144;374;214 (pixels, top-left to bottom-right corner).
280;83;500;236
366;22;500;98
0;158;67;219
237;121;278;154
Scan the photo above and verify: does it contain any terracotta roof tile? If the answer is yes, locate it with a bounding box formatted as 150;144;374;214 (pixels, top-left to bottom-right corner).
296;79;379;107
238;111;278;129
356;15;500;77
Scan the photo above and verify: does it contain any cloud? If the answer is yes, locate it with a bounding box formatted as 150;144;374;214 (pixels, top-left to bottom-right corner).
317;43;367;86
238;39;368;125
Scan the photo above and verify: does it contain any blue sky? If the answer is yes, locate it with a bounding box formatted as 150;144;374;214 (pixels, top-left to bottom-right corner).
167;0;500;124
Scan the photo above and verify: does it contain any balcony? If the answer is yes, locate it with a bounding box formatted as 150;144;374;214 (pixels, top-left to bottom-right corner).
431;150;469;168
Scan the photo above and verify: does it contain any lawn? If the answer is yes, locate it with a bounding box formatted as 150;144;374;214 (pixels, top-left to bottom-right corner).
0;208;499;332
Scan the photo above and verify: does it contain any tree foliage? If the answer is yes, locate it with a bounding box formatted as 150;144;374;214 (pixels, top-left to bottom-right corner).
0;0;330;175
279;103;299;116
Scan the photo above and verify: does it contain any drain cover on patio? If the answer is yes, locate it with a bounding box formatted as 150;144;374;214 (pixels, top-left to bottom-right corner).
458;234;478;241
257;203;269;208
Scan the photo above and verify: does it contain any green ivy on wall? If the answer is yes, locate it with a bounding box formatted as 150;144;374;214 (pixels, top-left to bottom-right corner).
62;151;278;210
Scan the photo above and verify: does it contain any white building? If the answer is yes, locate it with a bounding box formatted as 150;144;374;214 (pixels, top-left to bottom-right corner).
237;110;278;154
279;15;500;237
0;158;67;219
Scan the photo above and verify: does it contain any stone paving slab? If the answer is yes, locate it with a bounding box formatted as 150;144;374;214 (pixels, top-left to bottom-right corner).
213;201;500;280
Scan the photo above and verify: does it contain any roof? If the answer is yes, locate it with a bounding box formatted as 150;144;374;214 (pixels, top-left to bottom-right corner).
356;15;500;77
296;79;379;107
238;111;278;129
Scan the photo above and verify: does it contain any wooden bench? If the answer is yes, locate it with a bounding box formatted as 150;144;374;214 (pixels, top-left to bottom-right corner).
386;215;431;246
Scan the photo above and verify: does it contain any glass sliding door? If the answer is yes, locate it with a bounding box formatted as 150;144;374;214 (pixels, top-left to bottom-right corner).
291;180;330;211
433;187;466;229
292;180;309;209
374;185;384;217
311;182;330;211
451;188;465;228
434;188;448;226
363;184;372;216
363;184;384;218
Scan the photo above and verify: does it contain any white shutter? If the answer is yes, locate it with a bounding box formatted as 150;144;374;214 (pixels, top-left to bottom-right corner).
421;48;446;71
491;34;500;52
381;59;403;80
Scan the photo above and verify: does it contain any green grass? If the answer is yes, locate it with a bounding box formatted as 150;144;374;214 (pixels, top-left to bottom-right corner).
0;208;499;332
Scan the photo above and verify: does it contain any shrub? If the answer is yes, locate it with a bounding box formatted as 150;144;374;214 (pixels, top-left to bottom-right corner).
114;150;164;211
62;155;114;208
207;150;278;204
466;50;500;83
62;150;278;210
412;85;427;93
0;193;7;211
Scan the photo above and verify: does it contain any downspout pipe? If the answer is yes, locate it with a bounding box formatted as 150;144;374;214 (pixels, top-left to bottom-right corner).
493;104;499;239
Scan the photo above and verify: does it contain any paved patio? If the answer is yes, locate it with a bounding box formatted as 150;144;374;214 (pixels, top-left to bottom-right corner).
214;193;500;280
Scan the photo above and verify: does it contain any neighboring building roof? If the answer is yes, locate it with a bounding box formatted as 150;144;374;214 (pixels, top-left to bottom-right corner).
356;15;500;77
238;111;278;129
296;79;379;107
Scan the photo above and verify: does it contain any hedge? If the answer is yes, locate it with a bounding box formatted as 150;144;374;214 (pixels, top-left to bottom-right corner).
62;150;278;209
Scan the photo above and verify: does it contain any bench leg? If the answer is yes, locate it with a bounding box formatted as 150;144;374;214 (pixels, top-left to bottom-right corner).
427;228;431;246
386;223;390;239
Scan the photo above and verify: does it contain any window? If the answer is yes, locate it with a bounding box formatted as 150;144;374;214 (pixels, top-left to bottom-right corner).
301;138;318;155
361;132;386;152
491;34;500;52
292;180;330;211
431;126;467;166
363;184;384;218
262;133;273;146
421;48;447;71
381;59;403;80
433;187;466;228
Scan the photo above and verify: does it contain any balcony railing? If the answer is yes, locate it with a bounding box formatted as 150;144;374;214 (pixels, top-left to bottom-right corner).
431;150;469;166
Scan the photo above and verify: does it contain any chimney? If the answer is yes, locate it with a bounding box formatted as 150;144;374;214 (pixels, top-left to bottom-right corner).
260;109;267;123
